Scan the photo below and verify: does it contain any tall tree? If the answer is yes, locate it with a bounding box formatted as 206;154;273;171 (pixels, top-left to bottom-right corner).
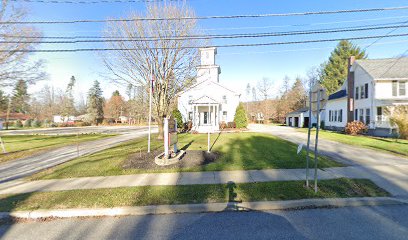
321;40;367;94
104;90;125;119
257;77;273;100
102;3;203;138
0;0;46;87
86;80;104;125
61;76;76;118
11;80;29;113
0;90;8;112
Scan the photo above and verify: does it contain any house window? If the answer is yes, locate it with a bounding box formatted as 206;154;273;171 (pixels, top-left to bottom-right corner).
188;95;193;104
203;112;208;124
360;85;365;99
365;108;370;125
329;111;332;122
359;109;364;122
377;107;382;116
355;109;358;121
335;111;338;122
399;81;406;96
355;87;359;99
365;83;369;99
222;95;227;104
222;111;227;121
339;109;343;122
188;112;192;121
392;81;398;96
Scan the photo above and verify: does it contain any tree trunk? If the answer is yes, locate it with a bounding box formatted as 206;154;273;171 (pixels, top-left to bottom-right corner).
157;117;164;140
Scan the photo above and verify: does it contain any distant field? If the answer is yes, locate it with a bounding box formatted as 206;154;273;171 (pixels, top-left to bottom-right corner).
0;134;115;163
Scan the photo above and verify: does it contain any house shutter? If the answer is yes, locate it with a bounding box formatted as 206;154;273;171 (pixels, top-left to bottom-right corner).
365;83;368;98
392;81;398;96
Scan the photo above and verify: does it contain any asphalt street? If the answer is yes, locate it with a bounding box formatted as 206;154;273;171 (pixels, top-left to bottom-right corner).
0;205;407;240
0;125;151;135
0;126;157;183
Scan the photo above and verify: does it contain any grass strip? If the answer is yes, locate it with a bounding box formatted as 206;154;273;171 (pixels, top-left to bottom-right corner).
296;128;408;157
0;178;388;212
31;132;342;180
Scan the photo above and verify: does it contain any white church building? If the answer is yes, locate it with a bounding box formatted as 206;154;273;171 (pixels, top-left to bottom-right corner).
177;47;240;133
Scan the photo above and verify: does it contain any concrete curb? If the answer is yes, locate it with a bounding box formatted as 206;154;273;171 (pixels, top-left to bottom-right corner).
0;197;405;220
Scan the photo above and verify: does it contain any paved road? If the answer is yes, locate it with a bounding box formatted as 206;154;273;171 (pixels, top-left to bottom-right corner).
0;125;151;135
249;124;408;197
0;126;157;183
1;205;407;239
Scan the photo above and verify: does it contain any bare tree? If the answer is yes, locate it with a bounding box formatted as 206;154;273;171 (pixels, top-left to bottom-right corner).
0;0;46;87
102;4;203;138
257;77;273;100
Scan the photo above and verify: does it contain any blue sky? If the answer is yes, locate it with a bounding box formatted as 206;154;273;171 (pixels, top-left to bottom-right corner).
20;0;408;100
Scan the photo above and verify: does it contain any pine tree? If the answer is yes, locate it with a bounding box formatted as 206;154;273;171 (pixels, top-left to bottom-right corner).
234;103;248;128
87;80;104;125
322;40;367;94
11;80;30;113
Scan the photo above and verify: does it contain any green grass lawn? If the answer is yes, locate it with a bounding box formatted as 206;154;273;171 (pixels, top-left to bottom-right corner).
296;128;408;157
31;132;342;180
0;134;116;163
0;178;388;212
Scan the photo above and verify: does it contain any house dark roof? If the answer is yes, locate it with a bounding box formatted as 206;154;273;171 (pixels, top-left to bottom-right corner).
328;89;347;100
355;57;408;80
287;107;309;115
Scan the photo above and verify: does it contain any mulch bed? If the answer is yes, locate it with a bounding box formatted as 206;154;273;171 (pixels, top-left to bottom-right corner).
122;149;221;170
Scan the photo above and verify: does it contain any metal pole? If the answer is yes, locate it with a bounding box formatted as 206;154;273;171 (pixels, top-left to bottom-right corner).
314;89;321;193
164;118;169;157
148;68;153;153
306;82;312;188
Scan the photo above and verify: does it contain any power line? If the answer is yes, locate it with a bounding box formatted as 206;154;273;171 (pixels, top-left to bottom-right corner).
2;32;408;52
10;0;179;3
1;23;408;44
2;6;408;24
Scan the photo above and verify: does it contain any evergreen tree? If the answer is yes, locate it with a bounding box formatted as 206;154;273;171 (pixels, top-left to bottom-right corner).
11;80;30;113
87;80;104;125
234;103;248;128
322;40;366;94
172;108;183;128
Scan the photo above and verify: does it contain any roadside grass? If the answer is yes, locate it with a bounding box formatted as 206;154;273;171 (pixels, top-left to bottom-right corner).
30;132;343;180
0;178;388;212
296;128;408;157
0;134;116;163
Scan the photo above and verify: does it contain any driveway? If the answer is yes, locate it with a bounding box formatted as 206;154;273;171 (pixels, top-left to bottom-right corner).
0;126;157;183
249;124;408;197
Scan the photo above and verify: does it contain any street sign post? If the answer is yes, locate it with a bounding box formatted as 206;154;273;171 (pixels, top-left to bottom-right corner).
307;83;327;193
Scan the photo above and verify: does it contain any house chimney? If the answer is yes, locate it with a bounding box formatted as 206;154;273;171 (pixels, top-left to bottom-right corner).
346;56;355;122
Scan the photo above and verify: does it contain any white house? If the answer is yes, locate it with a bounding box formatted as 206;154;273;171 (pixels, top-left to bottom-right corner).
325;57;408;137
177;47;240;133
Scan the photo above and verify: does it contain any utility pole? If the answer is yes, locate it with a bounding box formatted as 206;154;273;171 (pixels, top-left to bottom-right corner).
148;67;153;153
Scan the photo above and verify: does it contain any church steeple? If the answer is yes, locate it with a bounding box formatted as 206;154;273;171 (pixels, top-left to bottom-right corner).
196;47;221;83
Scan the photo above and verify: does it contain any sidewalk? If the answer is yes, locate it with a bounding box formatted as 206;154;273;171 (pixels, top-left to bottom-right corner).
1;165;407;197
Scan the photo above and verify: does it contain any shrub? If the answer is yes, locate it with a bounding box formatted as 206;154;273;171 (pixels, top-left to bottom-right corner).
219;121;227;130
31;119;42;128
14;120;23;128
387;105;408;139
227;122;236;128
233;103;248;128
345;121;367;135
43;119;51;127
23;119;32;127
172;109;183;129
